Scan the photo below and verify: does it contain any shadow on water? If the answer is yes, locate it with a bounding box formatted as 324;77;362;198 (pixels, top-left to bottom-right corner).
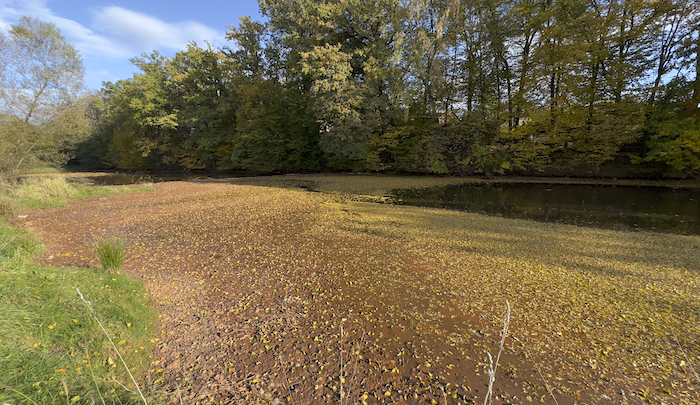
393;183;700;235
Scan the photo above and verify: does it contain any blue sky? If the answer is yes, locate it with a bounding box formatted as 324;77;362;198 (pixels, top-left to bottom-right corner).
0;0;263;90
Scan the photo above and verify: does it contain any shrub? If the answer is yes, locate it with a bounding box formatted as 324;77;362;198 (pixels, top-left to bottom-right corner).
94;237;126;272
0;196;16;220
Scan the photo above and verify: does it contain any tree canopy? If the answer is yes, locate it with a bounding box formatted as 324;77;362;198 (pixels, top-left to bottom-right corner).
68;0;700;177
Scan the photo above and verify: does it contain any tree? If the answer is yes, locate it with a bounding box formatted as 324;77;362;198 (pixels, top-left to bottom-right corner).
634;105;700;178
646;0;697;105
230;79;322;171
69;0;696;177
166;44;237;169
0;17;85;175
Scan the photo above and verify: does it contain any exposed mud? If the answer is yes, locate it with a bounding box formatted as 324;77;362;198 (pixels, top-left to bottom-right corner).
16;180;699;404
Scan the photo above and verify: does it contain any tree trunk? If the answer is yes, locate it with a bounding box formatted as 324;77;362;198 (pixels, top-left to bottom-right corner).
693;32;700;105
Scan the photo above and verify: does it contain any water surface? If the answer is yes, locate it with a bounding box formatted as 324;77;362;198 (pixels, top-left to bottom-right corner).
85;172;247;186
393;183;700;234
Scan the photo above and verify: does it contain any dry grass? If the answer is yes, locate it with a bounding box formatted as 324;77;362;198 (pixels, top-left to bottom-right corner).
10;177;80;201
0;196;16;220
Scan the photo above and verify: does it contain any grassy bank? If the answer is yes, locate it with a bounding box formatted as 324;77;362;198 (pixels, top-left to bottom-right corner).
1;175;155;211
0;177;157;404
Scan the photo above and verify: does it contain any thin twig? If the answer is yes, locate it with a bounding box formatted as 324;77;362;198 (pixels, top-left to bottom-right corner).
85;343;108;405
484;299;511;405
111;377;135;393
175;384;184;405
513;336;560;405
670;326;700;385
77;288;148;404
339;323;344;405
62;377;70;405
0;235;17;251
344;331;365;405
278;353;298;405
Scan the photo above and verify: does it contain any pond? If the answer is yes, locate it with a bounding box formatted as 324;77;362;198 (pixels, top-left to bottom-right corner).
83;173;700;235
393;183;700;235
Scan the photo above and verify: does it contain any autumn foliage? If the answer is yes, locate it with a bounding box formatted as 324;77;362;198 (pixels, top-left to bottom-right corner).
66;0;699;178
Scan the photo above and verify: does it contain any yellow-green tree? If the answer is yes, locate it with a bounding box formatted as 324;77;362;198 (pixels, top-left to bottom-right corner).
0;17;85;176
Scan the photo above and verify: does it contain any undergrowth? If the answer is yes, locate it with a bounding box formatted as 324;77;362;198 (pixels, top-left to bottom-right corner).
0;176;159;404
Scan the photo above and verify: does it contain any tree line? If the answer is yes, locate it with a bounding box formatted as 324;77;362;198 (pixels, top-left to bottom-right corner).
3;0;700;178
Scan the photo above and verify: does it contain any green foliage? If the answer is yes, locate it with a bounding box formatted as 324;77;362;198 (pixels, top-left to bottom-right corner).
94;237;126;273
225;16;269;78
634;109;700;176
0;17;86;176
230;80;322;171
301;43;370;162
500;101;645;171
68;0;698;177
166;44;237;169
109;127;150;169
385;121;448;174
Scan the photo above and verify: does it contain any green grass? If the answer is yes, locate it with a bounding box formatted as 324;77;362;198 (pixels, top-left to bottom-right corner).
0;252;156;404
0;176;159;404
94;237;127;273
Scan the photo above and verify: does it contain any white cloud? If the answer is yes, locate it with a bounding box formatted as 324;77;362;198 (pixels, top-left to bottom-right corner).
84;68;121;87
0;0;225;88
91;6;223;58
0;0;45;31
1;1;224;59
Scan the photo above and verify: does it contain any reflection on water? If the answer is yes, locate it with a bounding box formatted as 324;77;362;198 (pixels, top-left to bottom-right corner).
85;172;246;186
393;183;700;235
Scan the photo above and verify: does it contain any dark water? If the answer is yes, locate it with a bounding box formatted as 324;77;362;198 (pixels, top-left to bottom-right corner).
393;183;700;235
85;172;246;185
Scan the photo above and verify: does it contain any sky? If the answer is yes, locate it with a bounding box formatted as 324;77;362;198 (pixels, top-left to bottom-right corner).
0;0;264;90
